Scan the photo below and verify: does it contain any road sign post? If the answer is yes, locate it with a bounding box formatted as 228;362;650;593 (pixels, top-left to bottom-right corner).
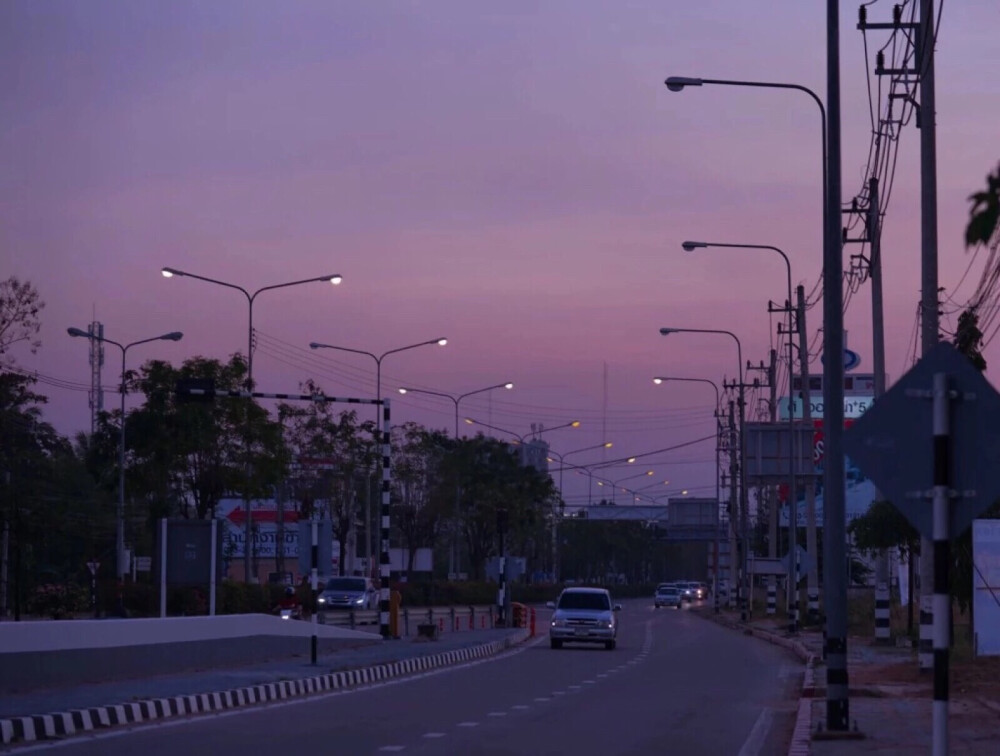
844;343;1000;756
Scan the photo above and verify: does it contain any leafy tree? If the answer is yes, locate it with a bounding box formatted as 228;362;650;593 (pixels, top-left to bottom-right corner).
966;162;1000;248
390;424;450;579
435;434;557;581
127;355;286;522
0;277;44;365
847;500;920;558
2;372;102;617
279;393;376;577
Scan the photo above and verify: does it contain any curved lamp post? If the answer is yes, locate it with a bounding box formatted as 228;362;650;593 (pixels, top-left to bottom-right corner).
595;470;654;506
680;241;799;629
308;338;446;576
654;375;722;612
161;267;341;583
663;74;843;648
660;326;749;620
68;327;183;612
544;441;613;581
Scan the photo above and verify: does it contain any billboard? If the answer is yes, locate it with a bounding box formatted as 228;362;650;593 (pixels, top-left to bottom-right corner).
973;519;1000;656
217;497;301;560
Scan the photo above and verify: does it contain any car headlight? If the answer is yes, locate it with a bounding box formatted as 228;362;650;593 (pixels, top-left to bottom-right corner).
551;619;568;628
317;597;327;604
598;619;614;629
353;597;365;605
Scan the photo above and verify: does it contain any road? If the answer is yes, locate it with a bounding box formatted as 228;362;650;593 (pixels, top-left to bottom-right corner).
26;602;800;756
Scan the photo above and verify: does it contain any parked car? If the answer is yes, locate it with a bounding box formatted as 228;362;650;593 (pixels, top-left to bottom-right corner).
547;587;621;650
654;584;682;609
317;577;379;610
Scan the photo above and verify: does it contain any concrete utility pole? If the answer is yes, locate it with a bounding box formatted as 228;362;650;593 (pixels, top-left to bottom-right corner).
766;350;778;616
728;400;739;611
825;0;850;731
917;0;940;674
797;286;820;624
868;176;892;644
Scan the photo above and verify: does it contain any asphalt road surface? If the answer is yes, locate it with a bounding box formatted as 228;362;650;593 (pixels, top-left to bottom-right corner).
24;601;800;756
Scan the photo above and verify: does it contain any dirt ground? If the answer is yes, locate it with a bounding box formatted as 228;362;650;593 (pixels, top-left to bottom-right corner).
847;641;1000;701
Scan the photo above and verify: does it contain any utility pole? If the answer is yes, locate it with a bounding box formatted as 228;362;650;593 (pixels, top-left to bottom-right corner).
765;351;778;616
917;0;940;674
825;0;850;731
797;286;820;624
869;176;891;644
860;0;940;674
728;399;739;612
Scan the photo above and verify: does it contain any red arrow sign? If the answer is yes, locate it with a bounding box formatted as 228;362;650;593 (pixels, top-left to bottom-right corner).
225;509;300;525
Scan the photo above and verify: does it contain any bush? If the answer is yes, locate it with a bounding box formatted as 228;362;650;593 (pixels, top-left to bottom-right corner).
27;582;89;619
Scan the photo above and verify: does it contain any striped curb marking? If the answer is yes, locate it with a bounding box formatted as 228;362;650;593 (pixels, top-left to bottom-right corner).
1;631;528;746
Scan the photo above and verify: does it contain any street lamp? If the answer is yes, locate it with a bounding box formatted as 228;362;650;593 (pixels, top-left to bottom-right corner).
661;326;750;621
528;420;581;439
161;267;341;583
545;441;613;581
463;417;525;444
396;382;513;578
595;470;654;505
654;375;723;613
68;327;183;611
679;241;799;630
397;383;514;439
309;338;447;575
663;73;844;654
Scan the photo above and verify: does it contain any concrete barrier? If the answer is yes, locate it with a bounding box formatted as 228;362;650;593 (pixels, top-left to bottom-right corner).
0;615;377;693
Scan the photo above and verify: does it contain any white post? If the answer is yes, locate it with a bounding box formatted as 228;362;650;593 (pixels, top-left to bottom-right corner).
209;518;217;616
159;518;167;618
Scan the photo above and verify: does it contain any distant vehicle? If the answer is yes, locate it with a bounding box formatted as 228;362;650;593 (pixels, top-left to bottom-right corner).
547;587;621;650
678;581;705;601
654;584;682;609
317;577;379;610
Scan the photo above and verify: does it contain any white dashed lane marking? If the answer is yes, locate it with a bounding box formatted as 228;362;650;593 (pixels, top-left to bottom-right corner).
487;712;507;718
534;697;550;702
423;733;446;739
379;747;405;752
457;722;479;728
512;705;529;710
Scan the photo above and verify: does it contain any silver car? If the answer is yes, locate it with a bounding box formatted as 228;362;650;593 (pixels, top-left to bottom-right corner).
547;587;621;650
317;577;379;610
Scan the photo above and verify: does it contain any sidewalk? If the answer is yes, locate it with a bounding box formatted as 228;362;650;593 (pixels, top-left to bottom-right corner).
695;607;1000;755
0;626;530;746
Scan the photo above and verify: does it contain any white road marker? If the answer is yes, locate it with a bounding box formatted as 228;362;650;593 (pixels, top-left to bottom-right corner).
737;709;774;756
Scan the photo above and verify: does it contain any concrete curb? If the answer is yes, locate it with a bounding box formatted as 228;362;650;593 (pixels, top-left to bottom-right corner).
0;629;531;746
692;612;814;756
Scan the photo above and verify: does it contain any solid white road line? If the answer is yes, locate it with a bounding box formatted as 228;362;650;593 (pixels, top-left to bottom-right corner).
736;708;773;756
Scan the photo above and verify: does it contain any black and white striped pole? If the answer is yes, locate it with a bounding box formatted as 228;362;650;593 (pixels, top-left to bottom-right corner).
379;398;393;639
931;371;951;756
310;520;318;665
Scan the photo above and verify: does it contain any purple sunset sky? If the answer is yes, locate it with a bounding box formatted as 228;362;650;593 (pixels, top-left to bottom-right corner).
3;1;998;509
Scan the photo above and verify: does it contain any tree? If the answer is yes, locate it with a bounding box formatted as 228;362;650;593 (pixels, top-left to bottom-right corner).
966;162;1000;248
1;372;100;618
126;355;286;522
390;424;450;580
279;392;375;577
436;434;558;581
0;277;44;365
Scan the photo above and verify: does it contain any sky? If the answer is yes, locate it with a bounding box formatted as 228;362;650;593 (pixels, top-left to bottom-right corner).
3;0;998;512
